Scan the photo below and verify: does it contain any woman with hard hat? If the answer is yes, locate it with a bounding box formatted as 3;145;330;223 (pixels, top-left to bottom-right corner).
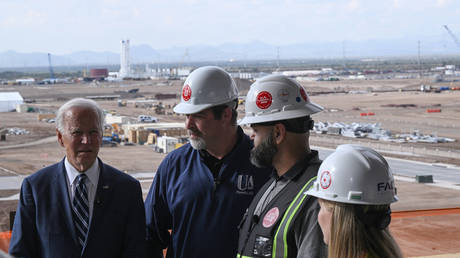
307;144;403;258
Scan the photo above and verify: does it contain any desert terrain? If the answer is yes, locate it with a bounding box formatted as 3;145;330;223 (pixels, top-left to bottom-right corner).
1;78;460;256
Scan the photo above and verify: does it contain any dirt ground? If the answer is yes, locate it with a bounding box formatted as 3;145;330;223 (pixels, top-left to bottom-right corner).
391;213;460;257
390;181;460;257
1;78;460;256
1;78;460;170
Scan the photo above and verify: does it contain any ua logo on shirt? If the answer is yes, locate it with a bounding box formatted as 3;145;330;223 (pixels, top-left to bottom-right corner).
237;174;254;195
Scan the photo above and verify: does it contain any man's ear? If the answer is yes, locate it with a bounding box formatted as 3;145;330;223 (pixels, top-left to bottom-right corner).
273;123;286;144
56;129;64;147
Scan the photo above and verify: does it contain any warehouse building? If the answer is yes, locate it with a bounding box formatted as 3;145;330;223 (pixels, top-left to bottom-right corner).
0;92;24;112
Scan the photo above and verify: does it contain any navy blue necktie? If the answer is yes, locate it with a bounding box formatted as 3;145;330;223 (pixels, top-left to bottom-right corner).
72;174;89;250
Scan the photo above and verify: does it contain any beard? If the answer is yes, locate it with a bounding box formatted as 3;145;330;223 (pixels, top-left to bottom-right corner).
250;130;277;168
189;137;207;150
188;129;207;150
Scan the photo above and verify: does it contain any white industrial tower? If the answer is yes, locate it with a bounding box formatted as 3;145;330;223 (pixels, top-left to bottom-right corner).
119;39;130;78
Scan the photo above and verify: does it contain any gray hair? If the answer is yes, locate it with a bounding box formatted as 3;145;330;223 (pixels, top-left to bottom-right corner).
56;98;105;134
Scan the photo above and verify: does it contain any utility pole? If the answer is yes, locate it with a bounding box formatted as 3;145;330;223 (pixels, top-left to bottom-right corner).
276;46;280;71
47;53;55;81
418;40;422;79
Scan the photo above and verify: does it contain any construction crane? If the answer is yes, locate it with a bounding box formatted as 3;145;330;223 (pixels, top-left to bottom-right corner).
443;25;460;49
47;53;55;81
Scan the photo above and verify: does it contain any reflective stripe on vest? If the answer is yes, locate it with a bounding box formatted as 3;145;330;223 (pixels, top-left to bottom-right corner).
272;176;317;258
236;254;253;258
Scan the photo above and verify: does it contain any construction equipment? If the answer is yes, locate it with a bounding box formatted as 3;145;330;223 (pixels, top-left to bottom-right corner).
111;123;120;133
443;25;460;49
38;53;56;84
238;97;245;105
102;124;121;146
102;132;121;147
117;100;127;107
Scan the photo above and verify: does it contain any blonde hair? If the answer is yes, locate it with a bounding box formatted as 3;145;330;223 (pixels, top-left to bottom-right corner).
319;199;403;258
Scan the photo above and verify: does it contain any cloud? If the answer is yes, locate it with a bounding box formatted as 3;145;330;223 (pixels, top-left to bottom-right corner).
131;7;141;17
436;0;453;7
101;8;121;17
1;9;47;27
347;0;360;11
102;0;123;4
1;0;460;54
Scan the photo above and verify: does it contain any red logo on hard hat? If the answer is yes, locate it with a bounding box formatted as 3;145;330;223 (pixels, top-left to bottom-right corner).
263;207;279;228
320;171;331;189
256;91;272;109
182;84;192;101
299;87;308;102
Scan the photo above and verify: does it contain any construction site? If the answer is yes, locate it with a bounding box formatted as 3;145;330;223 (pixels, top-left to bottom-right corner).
2;35;460;256
1;73;460;256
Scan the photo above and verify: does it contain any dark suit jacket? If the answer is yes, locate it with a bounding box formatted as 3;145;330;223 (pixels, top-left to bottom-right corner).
9;158;147;258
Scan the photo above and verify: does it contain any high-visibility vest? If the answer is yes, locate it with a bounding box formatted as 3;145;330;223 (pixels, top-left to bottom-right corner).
237;156;321;258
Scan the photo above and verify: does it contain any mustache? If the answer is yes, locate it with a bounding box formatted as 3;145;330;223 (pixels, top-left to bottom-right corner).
188;128;202;137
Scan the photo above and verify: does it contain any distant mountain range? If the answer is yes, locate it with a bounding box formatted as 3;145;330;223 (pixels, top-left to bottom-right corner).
1;38;459;68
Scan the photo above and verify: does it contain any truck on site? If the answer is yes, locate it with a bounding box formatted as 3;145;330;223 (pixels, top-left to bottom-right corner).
138;115;158;123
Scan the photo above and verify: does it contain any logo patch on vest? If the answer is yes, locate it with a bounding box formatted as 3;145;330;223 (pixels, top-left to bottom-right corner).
263;207;279;228
236;174;254;195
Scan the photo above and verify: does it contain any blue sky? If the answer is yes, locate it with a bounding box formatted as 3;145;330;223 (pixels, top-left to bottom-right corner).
1;0;460;55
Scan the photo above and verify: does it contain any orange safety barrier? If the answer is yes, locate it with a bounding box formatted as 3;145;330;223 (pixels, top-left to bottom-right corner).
367;112;375;116
427;109;441;113
360;112;368;116
0;231;11;253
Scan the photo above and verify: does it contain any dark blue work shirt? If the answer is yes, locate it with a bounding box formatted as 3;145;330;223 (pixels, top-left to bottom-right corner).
145;127;271;258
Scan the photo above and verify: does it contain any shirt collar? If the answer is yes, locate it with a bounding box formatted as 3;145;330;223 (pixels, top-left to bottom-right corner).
64;157;99;187
274;150;319;180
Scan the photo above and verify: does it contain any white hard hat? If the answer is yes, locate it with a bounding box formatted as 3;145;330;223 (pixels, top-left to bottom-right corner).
239;75;323;125
173;66;239;114
307;144;398;205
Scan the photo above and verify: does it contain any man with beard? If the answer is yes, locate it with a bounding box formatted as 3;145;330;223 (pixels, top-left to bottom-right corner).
144;66;270;258
237;75;327;258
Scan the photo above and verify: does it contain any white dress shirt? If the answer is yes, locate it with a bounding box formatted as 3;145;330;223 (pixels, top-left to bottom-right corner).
64;157;100;222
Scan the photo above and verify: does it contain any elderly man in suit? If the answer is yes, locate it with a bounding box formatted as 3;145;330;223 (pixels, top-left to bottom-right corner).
9;98;148;258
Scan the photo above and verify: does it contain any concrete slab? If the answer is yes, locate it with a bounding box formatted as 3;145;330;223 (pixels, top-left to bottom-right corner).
392;180;460;211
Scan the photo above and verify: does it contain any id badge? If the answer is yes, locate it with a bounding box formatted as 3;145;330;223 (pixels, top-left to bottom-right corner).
253;235;272;257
